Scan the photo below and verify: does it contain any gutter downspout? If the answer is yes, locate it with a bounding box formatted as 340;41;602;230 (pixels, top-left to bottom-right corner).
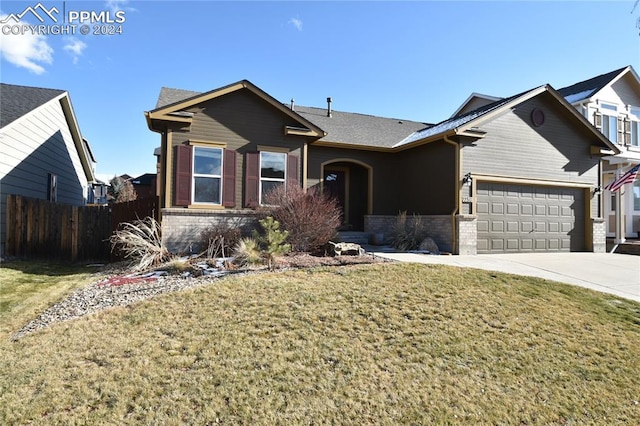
443;135;460;254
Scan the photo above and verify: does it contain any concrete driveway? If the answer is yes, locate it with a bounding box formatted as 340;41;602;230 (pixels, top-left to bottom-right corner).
372;252;640;302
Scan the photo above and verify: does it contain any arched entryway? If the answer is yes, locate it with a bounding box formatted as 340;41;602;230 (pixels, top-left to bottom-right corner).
321;160;371;231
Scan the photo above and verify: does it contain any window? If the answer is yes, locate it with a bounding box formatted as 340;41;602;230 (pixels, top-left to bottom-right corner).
47;173;57;202
634;180;640;211
601;114;618;143
631;120;640;147
192;146;222;204
259;151;286;204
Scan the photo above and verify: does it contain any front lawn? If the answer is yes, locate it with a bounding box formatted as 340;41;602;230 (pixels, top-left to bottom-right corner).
1;262;639;424
0;261;99;339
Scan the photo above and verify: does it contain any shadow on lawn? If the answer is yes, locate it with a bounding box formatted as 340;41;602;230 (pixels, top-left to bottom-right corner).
0;260;104;277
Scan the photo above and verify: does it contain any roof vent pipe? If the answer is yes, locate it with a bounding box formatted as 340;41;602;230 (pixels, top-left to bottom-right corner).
290;98;295;111
327;97;332;117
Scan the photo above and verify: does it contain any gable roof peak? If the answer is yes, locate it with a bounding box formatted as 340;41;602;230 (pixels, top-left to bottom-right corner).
0;83;66;128
558;65;634;104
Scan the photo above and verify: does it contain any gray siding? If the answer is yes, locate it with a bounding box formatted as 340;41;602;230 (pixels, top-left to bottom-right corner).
462;95;600;184
461;94;601;219
0;98;89;255
168;90;309;207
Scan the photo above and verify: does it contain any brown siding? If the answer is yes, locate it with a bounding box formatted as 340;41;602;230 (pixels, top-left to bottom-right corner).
168;90;308;207
395;141;457;215
307;145;400;214
307;142;456;216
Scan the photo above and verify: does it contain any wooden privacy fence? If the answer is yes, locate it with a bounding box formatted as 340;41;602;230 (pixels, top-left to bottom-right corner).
5;195;160;262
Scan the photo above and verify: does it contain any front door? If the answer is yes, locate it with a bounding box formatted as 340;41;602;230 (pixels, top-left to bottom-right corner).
323;168;348;229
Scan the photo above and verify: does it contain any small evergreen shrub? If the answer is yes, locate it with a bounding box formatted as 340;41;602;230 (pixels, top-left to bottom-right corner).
234;217;291;270
263;185;341;253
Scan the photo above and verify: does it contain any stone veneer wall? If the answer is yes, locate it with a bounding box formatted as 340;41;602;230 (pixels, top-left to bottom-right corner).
456;214;477;255
364;215;453;253
161;208;261;254
591;218;606;253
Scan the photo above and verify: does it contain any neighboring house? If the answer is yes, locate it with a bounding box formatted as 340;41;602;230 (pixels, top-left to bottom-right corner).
146;80;617;254
557;66;640;240
0;83;97;256
131;173;157;199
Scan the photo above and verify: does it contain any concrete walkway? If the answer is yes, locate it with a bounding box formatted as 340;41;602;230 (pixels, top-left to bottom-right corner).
371;251;640;302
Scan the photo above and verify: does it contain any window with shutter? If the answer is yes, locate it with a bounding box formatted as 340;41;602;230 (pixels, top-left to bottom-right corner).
192;146;223;204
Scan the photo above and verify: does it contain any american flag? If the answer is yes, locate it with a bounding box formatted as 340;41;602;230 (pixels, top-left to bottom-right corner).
604;164;640;192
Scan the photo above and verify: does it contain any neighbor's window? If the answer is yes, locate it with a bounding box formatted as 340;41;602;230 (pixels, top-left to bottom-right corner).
193;146;222;204
599;103;618;143
259;151;286;204
634;180;640;211
47;173;57;202
631;120;640;147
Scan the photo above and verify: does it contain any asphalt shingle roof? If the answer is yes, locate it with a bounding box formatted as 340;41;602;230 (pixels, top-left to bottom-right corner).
294;106;429;148
557;66;628;104
0;83;65;129
155;87;201;109
152;86;429;148
393;90;528;148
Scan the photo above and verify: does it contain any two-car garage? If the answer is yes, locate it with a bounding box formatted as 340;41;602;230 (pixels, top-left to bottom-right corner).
476;182;586;254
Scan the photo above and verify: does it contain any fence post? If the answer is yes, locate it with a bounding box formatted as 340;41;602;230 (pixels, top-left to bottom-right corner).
5;195;15;255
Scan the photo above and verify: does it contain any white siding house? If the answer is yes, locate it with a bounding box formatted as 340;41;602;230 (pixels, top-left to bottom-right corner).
558;66;640;240
0;83;96;256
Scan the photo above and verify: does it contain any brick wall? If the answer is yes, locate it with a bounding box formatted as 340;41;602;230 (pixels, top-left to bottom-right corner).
456;214;477;255
591;218;606;253
364;215;453;253
161;208;260;254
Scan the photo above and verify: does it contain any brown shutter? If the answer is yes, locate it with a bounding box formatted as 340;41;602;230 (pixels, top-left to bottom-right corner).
174;144;192;206
222;149;237;207
244;152;259;208
623;117;631;145
287;154;299;187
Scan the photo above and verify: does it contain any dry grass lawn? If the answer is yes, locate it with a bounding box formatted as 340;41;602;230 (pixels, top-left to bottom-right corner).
1;262;639;424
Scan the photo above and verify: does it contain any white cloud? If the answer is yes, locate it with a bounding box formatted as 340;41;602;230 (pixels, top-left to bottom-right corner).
105;0;135;14
0;15;53;74
63;37;87;64
288;17;303;31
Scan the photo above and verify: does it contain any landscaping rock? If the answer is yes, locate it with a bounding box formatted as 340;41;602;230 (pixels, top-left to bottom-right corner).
330;242;366;256
418;237;440;255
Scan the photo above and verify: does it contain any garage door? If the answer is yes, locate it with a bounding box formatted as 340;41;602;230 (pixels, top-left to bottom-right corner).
476;182;585;253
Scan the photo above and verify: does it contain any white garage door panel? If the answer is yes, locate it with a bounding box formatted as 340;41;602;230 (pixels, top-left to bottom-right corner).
477;182;585;253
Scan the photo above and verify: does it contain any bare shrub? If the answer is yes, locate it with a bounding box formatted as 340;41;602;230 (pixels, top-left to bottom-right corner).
263;185;341;253
199;223;241;259
109;217;170;271
109;176;137;203
391;211;428;251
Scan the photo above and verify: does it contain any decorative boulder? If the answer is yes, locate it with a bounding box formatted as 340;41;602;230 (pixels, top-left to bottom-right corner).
418;237;440;255
330;242;365;256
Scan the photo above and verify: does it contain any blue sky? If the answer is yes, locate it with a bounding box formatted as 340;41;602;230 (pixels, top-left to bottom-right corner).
1;0;639;182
